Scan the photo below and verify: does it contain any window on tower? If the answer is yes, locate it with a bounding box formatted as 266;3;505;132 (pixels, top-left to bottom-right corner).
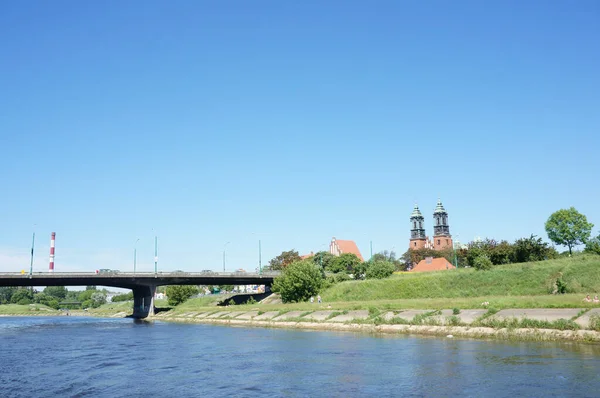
414;222;416;229
437;239;440;245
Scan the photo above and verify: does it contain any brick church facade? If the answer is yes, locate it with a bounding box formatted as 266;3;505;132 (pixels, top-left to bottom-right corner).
409;199;453;251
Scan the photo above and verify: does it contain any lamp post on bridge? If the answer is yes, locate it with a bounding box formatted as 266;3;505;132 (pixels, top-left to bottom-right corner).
29;229;36;278
134;238;139;275
223;241;230;272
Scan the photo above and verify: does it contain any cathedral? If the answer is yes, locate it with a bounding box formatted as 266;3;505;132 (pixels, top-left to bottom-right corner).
409;199;453;251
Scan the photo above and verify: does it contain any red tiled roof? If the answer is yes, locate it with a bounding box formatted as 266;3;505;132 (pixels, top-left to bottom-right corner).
412;257;455;272
300;252;314;260
336;240;364;261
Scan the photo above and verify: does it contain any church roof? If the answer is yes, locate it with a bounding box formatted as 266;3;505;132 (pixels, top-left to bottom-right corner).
412;257;455;272
333;239;364;261
410;204;423;218
433;199;447;214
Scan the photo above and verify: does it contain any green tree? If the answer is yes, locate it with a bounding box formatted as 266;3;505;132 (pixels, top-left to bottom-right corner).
328;253;362;274
165;285;199;306
0;287;16;304
585;234;600;255
11;288;33;304
512;234;554;263
111;291;134;302
43;286;68;300
266;250;302;271
545;207;594;255
311;251;336;270
271;259;324;303
352;261;370;280
365;260;395;279
473;255;493;271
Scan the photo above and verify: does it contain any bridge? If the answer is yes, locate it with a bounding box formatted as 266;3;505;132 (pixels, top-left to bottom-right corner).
0;271;279;318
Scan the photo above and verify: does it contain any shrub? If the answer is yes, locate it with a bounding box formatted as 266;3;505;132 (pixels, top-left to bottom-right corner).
365;260;395;279
453;308;460;315
473;255;493;271
111;292;134;302
165;285;199;306
271;259;324;303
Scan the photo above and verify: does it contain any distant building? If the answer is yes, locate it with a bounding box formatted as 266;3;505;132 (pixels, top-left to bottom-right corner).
329;237;364;261
412;257;455;272
409;199;453;251
300;251;314;260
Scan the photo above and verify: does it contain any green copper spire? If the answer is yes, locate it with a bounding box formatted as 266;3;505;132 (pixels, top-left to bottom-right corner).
433;199;446;214
410;204;423;218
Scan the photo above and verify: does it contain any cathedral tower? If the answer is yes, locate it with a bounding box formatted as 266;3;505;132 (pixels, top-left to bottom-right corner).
409;204;427;250
433;199;453;250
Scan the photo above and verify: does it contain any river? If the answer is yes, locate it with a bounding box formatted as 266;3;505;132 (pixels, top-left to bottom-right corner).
0;316;599;397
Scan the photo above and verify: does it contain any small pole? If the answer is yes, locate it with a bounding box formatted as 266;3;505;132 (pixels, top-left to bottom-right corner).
134;238;139;275
29;232;35;277
258;239;262;275
154;235;158;274
370;241;373;260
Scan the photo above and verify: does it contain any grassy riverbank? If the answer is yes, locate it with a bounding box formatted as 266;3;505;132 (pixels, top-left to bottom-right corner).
322;255;600;302
0;304;58;315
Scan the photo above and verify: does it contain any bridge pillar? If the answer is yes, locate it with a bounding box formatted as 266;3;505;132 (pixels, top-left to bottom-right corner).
132;285;156;319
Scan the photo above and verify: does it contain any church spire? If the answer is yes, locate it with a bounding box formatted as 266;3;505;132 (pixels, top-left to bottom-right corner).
410;204;426;240
433;199;450;237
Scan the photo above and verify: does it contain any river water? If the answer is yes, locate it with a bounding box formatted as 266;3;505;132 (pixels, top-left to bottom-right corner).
1;317;599;397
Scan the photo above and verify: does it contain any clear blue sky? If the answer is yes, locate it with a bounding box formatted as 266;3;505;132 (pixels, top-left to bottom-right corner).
1;1;599;273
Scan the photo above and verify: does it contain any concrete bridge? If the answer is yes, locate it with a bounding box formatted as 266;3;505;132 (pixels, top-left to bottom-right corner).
0;271;279;318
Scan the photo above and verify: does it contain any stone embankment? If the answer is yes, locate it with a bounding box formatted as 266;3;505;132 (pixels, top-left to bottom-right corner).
149;307;600;343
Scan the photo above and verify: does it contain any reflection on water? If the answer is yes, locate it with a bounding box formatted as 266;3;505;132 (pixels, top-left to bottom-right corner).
0;317;599;397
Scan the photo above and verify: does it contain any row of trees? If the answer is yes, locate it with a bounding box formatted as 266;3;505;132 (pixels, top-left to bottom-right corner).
270;251;398;303
0;285;108;309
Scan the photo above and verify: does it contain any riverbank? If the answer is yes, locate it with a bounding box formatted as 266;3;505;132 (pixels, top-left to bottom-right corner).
152;314;600;343
146;306;600;343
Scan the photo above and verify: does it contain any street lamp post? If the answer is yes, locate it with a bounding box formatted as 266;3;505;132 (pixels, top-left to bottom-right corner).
154;235;158;274
134;238;140;275
223;241;230;272
29;231;35;278
258;239;262;275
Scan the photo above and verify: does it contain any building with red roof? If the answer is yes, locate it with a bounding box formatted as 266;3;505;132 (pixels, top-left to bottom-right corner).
329;237;364;261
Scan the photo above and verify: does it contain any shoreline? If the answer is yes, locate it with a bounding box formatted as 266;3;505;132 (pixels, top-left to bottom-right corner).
151;315;600;343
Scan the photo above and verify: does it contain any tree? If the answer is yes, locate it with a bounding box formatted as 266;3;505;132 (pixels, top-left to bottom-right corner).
0;287;16;304
365;260;395;279
111;292;134;302
266;250;302;271
545;207;594;255
512;235;554;263
43;286;67;300
271;259;324;303
311;251;336;270
11;288;33;304
352;261;370;280
328;253;362;274
165;285;198;306
473;255;493;271
585;234;600;255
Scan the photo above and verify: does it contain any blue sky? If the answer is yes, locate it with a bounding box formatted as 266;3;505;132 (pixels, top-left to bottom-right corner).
1;1;599;273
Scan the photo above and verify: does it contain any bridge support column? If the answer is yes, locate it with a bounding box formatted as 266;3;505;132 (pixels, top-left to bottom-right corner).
132;285;156;319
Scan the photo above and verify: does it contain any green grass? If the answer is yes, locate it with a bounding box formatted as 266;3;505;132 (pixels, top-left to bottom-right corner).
322;255;600;302
475;316;581;331
0;304;58;315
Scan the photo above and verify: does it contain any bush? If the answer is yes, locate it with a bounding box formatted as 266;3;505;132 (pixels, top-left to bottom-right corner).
272;259;324;303
473;255;493;271
165;285;199;306
365;260;395;279
111;292;134;302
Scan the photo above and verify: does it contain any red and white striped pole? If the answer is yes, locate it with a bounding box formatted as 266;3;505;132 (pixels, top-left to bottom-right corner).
49;232;56;272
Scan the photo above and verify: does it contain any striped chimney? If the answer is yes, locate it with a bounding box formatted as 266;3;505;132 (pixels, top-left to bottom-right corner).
49;232;56;272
